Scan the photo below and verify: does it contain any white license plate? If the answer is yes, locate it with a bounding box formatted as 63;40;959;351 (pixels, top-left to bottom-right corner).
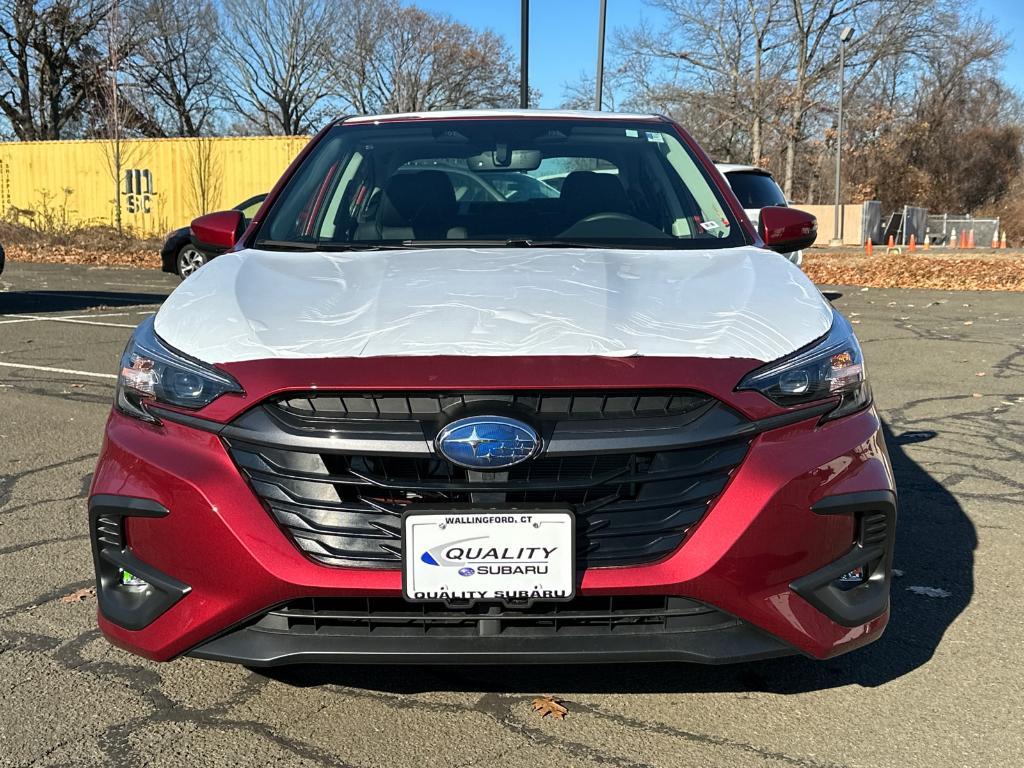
402;509;575;604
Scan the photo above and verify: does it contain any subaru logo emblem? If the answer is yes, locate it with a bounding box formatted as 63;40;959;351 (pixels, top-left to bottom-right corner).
435;416;541;469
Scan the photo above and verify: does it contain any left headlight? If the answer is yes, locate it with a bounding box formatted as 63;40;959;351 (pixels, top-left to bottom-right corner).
116;316;242;423
737;308;871;421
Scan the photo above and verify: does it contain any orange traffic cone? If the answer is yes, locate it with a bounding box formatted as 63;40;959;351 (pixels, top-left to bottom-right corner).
865;238;874;256
1001;232;1008;249
992;229;1000;249
887;234;895;248
968;229;976;249
950;227;957;248
908;234;917;252
961;230;968;248
923;234;930;250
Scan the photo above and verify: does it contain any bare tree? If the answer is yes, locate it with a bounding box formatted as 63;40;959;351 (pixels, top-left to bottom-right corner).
0;0;108;140
125;0;221;136
610;0;947;199
333;0;520;114
844;12;1021;213
186;136;223;217
218;0;337;135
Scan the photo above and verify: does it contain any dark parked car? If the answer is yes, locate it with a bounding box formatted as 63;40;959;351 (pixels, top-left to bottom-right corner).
160;194;266;279
0;241;5;275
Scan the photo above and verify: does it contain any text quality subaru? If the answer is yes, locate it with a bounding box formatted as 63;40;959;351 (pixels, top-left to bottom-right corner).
90;110;896;666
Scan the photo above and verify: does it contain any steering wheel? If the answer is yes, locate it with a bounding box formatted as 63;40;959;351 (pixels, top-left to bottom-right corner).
557;211;670;240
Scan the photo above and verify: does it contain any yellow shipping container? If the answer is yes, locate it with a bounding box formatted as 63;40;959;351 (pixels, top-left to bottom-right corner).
0;135;311;237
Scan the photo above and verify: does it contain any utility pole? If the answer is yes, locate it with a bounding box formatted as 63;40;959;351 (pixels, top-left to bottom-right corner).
595;0;607;110
520;0;529;109
831;26;854;246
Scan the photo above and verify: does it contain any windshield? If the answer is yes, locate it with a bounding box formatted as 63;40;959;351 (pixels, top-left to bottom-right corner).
724;171;787;209
256;118;745;250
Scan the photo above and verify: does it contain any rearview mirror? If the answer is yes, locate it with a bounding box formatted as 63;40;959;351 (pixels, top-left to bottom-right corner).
468;148;542;172
191;210;244;252
759;206;817;253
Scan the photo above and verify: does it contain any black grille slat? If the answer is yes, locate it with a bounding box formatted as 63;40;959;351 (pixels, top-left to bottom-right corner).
250;595;737;638
227;390;750;568
277;389;711;422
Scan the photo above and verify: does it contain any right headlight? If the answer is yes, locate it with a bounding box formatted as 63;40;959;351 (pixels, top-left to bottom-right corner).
116;316;242;423
737;308;871;421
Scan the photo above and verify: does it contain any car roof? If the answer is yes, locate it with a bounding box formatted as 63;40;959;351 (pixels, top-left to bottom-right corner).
715;163;773;176
344;109;664;124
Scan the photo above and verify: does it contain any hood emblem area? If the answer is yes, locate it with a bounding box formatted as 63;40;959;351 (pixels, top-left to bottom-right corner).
435;416;541;470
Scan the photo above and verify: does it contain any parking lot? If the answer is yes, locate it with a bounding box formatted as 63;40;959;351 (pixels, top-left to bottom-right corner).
1;260;1022;768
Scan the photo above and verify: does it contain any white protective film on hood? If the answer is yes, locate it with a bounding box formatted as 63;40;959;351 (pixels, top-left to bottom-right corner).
153;247;833;365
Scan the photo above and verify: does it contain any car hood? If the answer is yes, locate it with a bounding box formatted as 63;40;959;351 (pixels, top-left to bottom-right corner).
153;246;832;364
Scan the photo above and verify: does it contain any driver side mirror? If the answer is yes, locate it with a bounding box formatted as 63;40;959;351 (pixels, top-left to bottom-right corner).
191;210;244;252
759;206;817;253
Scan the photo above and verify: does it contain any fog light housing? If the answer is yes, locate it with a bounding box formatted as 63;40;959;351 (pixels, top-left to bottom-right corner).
836;566;866;590
119;569;149;590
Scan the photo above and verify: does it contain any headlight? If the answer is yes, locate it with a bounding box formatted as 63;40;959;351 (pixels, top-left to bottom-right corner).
116;316;242;423
737;308;870;421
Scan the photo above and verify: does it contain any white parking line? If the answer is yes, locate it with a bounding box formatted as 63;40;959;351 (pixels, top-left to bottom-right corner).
0;314;137;328
0;361;118;380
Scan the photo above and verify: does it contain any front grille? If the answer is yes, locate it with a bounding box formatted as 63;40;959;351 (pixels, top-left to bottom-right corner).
225;390;751;568
276;390;711;421
250;595;737;638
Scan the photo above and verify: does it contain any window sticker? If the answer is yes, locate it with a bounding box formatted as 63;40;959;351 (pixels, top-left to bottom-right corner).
625;128;639;138
699;220;720;231
645;131;665;143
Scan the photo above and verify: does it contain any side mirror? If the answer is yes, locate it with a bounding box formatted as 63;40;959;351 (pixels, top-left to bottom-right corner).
191;210;244;252
759;206;817;253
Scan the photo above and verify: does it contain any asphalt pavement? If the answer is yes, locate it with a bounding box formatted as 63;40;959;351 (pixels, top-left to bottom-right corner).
1;261;1022;768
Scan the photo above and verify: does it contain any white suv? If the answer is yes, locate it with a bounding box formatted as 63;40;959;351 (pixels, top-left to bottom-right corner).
716;164;802;266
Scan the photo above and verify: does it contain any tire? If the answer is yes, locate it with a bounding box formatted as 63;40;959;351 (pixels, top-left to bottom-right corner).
176;245;207;279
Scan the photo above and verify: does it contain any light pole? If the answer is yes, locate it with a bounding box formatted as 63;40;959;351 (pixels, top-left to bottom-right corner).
831;26;854;246
520;0;530;109
595;0;608;110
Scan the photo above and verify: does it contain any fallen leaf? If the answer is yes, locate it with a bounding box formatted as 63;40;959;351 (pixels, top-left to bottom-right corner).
972;393;984;398
531;696;568;720
60;586;96;603
975;372;987;377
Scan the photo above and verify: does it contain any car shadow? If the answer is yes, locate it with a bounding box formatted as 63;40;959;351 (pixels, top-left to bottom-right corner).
0;290;169;314
259;420;974;694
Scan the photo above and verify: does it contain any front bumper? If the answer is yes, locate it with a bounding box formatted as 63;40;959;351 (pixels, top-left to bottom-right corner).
90;403;895;665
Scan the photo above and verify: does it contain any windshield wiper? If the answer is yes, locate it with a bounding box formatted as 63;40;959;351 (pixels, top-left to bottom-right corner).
254;239;320;251
504;238;602;248
255;240;409;252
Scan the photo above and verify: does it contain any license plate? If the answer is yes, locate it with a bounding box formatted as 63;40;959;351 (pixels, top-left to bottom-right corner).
402;509;575;604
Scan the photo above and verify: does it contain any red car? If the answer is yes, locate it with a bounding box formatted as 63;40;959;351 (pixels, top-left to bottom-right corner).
90;110;895;666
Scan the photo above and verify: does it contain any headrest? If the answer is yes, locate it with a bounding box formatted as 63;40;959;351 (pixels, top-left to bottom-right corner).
380;170;457;227
559;171;630;220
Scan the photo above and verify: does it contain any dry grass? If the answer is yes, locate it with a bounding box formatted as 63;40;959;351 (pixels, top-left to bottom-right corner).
0;220;162;269
803;247;1024;291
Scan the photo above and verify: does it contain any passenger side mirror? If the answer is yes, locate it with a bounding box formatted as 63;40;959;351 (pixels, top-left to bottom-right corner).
759;206;817;253
191;210;244;252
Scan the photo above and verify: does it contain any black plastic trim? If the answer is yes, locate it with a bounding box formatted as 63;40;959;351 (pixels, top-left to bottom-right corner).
153;398;836;453
790;490;897;627
187;612;795;666
89;495;191;631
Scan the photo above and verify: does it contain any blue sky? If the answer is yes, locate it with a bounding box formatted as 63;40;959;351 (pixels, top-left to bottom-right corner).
416;0;1024;108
